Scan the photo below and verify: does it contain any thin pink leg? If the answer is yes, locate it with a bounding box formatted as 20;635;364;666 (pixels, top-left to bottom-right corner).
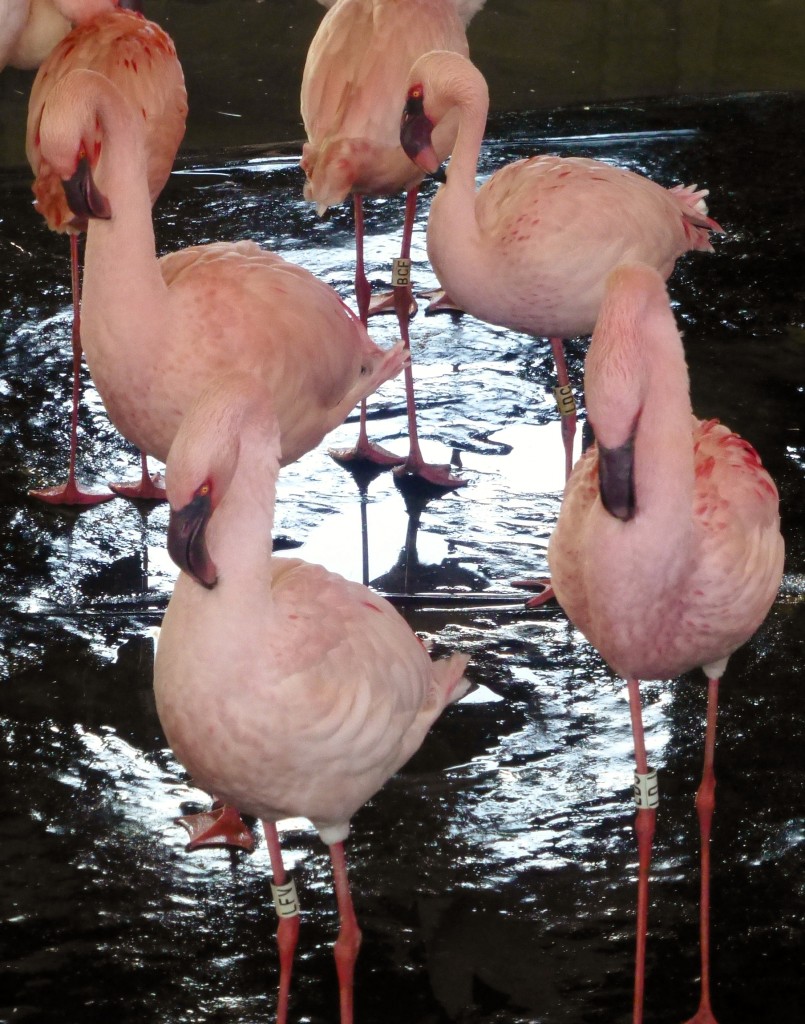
330;196;404;468
329;840;362;1024
683;676;721;1024
627;677;657;1024
29;234;115;506
263;822;301;1024
394;188;466;490
549;337;577;482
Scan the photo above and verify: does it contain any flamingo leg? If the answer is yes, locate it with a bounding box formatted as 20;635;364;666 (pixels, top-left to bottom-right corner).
549;337;578;483
329;195;405;469
627;677;658;1024
329;840;362;1024
264;822;301;1024
29;234;116;506
393;188;467;492
108;449;167;501
683;676;721;1024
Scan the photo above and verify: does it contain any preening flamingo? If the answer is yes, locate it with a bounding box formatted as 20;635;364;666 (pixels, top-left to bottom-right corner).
0;0;70;71
153;371;470;1024
400;50;723;483
26;0;187;503
301;0;485;488
547;263;784;1024
35;67;405;473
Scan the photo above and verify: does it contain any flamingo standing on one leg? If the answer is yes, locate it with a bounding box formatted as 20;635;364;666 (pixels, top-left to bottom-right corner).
153;372;470;1024
547;263;784;1024
25;0;187;504
400;50;723;486
301;0;485;488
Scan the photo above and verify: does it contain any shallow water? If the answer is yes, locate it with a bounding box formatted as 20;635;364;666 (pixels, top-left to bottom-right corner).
1;5;805;1023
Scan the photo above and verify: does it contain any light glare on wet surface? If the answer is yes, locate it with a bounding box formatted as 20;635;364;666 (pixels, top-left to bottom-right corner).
1;3;804;1023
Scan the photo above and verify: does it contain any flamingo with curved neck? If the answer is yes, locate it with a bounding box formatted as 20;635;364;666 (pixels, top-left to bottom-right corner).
400;50;723;485
548;263;784;1024
154;371;470;1024
26;0;187;503
36;68;405;474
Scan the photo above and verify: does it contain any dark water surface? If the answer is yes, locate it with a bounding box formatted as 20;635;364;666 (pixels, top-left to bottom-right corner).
1;6;804;1024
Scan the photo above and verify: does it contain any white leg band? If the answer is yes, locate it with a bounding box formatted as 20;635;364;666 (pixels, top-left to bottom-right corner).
392;257;411;287
271;877;300;918
633;769;659;809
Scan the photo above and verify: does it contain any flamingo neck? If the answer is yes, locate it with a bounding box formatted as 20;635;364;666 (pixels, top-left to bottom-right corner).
206;424;280;596
81;87;168;367
588;289;696;549
427;64;490;292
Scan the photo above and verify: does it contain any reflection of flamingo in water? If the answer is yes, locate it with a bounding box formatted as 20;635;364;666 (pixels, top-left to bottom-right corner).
548;264;784;1024
154;372;470;1024
400;50;723;485
301;0;486;489
26;0;187;504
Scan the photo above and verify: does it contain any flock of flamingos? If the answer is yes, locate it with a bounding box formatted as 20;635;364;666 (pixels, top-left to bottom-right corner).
2;2;788;1023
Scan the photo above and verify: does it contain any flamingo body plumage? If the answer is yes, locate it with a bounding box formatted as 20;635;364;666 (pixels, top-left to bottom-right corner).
547;262;784;1024
36;70;404;471
154;372;469;1023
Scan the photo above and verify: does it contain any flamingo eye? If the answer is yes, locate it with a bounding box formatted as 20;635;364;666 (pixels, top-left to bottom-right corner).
197;482;211;498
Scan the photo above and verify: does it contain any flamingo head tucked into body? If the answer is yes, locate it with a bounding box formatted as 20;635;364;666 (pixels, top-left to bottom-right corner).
400;50;488;174
585;263;688;523
35;68;125;228
165;373;282;590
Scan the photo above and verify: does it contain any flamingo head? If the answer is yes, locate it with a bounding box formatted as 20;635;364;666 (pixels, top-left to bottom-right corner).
400;83;440;174
597;436;637;522
37;70;116;227
165;374;282;589
167;482;218;589
61;152;112;224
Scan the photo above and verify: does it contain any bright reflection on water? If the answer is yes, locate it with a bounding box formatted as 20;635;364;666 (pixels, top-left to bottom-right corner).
1;93;804;1024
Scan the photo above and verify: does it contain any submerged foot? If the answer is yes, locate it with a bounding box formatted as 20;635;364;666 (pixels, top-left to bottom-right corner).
511;577;556;608
177;803;256;853
29;477;116;507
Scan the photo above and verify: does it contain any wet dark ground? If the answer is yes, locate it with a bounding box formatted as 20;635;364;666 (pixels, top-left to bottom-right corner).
1;91;804;1024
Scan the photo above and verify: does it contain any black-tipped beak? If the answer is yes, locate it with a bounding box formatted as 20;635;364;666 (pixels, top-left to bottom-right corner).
400;93;440;174
118;0;143;12
62;155;111;223
167;492;218;589
598;438;636;521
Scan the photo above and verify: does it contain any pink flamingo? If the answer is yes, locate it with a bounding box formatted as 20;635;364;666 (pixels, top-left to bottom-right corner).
153;371;469;1024
547;263;784;1024
26;0;187;504
301;0;485;488
0;0;70;71
400;50;723;484
35;67;405;476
